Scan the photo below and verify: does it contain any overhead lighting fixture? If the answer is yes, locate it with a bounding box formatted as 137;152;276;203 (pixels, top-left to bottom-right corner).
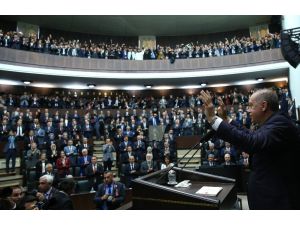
23;80;31;85
200;82;207;87
256;78;264;82
144;84;153;89
87;84;96;88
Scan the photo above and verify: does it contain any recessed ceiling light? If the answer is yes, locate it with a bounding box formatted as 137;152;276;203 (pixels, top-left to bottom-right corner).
144;84;152;89
200;82;207;87
23;80;31;85
256;78;264;82
87;84;96;88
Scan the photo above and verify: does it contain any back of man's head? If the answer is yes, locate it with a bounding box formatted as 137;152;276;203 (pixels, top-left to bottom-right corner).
58;179;75;195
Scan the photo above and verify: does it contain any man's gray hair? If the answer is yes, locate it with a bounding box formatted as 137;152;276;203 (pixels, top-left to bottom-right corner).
253;89;279;112
40;174;54;184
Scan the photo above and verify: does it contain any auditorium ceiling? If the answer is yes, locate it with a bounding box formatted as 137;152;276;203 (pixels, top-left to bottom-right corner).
2;15;272;36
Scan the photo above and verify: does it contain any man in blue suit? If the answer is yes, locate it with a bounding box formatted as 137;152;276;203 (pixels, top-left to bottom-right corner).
94;171;125;210
200;89;300;209
4;130;18;173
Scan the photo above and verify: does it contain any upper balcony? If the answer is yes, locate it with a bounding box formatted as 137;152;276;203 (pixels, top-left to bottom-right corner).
0;47;285;71
0;47;289;89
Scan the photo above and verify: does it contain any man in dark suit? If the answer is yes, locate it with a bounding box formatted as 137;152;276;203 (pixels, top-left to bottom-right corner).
124;155;140;188
4;130;18;173
36;174;59;209
77;149;91;176
35;152;49;180
23;130;38;151
200;89;300;209
0;118;10;141
13;119;25;140
94;171;125;210
42;163;59;188
46;178;75;210
86;156;104;191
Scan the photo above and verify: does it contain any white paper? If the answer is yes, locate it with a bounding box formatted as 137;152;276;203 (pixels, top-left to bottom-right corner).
174;180;191;188
196;186;223;196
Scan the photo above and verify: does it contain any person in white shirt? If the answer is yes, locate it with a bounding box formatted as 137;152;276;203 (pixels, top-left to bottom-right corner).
160;155;174;170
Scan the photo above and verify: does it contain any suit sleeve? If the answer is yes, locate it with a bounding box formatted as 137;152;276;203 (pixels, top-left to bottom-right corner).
114;183;125;204
216;120;288;154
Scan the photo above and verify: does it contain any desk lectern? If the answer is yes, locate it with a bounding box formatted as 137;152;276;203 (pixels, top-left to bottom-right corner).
132;167;237;209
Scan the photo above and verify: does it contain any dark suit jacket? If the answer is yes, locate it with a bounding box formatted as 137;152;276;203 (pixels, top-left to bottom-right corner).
140;160;158;175
94;181;125;210
77;155;92;175
24;135;38;150
86;163;104;189
216;111;300;209
35;160;49;180
45;191;74;210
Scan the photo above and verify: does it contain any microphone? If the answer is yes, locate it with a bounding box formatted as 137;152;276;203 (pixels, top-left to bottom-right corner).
156;129;216;184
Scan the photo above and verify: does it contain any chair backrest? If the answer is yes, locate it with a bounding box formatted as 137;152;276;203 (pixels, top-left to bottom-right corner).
76;180;90;193
73;166;81;177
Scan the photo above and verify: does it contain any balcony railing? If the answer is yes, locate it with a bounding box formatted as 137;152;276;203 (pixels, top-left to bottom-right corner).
0;47;285;73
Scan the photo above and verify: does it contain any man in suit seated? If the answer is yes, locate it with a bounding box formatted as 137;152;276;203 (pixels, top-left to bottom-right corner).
86;156;104;191
94;171;125;210
221;153;236;166
124;155;140;188
77;149;91;176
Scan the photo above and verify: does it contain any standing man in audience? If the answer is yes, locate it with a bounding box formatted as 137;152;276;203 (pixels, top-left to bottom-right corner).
86;156;104;191
103;138;115;171
4;130;18;173
94;171;125;210
200;89;300;209
77;148;91;176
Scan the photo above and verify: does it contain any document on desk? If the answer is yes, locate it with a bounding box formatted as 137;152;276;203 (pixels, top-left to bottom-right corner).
195;186;223;196
174;180;191;188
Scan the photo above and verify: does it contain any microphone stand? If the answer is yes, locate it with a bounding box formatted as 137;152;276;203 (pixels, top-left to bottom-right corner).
155;130;215;184
155;140;200;184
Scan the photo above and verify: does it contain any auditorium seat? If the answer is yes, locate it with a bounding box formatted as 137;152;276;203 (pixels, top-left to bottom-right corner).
76;180;90;193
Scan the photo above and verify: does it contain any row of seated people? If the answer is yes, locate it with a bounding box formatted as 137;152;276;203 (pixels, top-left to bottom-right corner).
0;28;280;60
